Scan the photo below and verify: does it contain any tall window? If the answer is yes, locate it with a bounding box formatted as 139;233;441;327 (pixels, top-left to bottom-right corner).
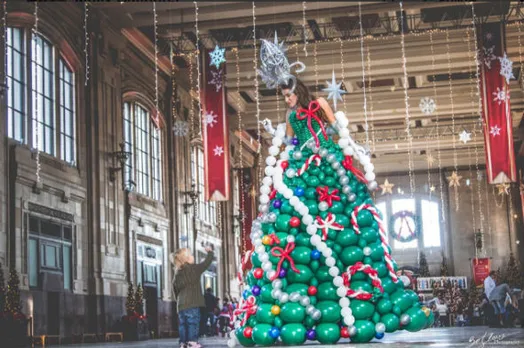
123;102;163;200
376;196;442;249
6;27;77;164
191;147;216;225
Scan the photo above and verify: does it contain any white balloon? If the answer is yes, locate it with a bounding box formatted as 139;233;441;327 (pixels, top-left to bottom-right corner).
344;146;354;156
363;246;372;256
262;176;273;186
365;171;376;181
274;181;283;191
323;249;333;258
364;163;375;173
333;276;344;288
285;145;294;152
339;297;350;308
338;138;349;148
375;322;386;334
271;289;282;299
339;128;350;137
275;129;285;138
310;234;321;246
286;235;295;243
260;185;271;195
306;225;318;235
289;196;299;206
267;270;277;280
261;261;272;272
259;194;269;204
253;239;262;246
317;242;327;252
272;137;283;147
259;253;269;263
343;315;355;327
337;286;347;297
329;266;339;277
341;307;352;317
326;257;336;267
298;206;309;216
264;166;275;176
283;190;293;199
302;214;313;225
266;156;277;166
360;155;371;166
279;152;289;160
255;245;265;254
227;339;237;348
272;279;282;289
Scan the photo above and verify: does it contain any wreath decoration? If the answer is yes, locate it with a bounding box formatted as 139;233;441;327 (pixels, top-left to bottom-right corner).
389;210;420;243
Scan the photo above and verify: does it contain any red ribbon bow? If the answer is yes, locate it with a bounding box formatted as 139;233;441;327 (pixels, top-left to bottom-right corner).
233;296;258;326
267;233;281;245
316;186;341;207
342;155;368;184
314;213;344;240
269;242;300;281
296;101;328;148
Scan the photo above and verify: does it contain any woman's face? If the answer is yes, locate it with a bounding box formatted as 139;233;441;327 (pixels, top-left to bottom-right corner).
282;88;298;108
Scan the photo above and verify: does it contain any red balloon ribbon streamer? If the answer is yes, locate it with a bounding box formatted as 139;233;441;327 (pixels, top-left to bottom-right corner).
296;100;328;148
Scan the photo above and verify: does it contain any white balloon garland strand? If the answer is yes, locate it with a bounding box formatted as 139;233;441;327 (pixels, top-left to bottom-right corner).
33;2;41;186
228;111;378;347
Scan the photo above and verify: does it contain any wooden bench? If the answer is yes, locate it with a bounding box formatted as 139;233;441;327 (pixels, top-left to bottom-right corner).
82;333;98;343
105;332;123;342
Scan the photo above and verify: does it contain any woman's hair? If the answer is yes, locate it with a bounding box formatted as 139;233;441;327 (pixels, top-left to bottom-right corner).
279;78;327;121
170;248;190;270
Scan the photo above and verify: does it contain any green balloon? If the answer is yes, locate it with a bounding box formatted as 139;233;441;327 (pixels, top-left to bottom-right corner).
310;277;319;287
373;262;387;277
252;253;262;268
381;277;396;294
280;201;293;214
317;282;339;301
357;209;374;227
304;188;317;199
361;227;379;243
304;316;315;329
392;305;401;316
256;303;275;324
310;260;320;272
280;303;306;323
370;242;385;262
304;200;319;215
363;256;373;265
287;264;313;284
289;228;299;236
316;323;340;344
351;320;376;343
406;290;420;304
284;283;308;296
247;316;258;327
236;328;256;346
427;311;435;328
324;176;336;187
315;266;331;282
335;214;350;227
350;300;375;320
333;244;342;254
280;323;306;346
290;246;312;265
276;214;292;232
310;296;317;305
377;298;393;314
335;229;359;247
404;307;428;332
262;223;272;233
252;323;276;346
295;233;310;247
309;166;320;176
260;284;276;303
350;270;367;281
306;176;320;187
274;316;283;328
340;246;364;266
350;280;373;294
372;311;381;324
316;301;341;323
391;290;413;312
246;271;257;286
381;313;400;332
358;239;368;248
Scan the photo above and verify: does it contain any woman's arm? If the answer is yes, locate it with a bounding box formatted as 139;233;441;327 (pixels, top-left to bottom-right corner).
316;97;336;124
194;250;214;274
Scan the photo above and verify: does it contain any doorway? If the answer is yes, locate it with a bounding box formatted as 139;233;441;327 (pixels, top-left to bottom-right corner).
144;286;158;336
47;292;60;335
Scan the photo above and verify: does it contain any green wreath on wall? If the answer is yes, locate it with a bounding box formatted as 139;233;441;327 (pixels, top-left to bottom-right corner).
389;210;420;243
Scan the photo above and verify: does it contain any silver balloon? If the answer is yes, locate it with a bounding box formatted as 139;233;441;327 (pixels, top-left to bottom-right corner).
271;289;282;299
318;148;328;157
306;305;315;315
375;322;386;334
293;151;303;160
400;314;411;325
342;185;352;194
348;193;357;202
286;168;297;178
272;279;283;289
227;339;236;348
300;296;311;307
337;168;347;177
326;153;336;163
367;180;378;191
306;140;316;149
318;201;329;212
289;292;301;302
339;176;350;185
255;245;265;254
267;212;277;223
267;270;277;280
331;161;341;170
252;220;261;229
312;146;319;154
259;204;269;213
261;261;272;272
259;253;269;262
349;325;357;337
279;293;289;303
286;235;295;243
311;309;322;320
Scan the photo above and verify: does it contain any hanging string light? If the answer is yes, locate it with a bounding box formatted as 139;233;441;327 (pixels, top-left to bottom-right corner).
358;2;370;146
302;1;308;57
339;37;347;112
252;1;262;183
399;2;415;197
188;53;195;138
84;2;89;86
153;2;160;134
365;45;377;154
313;41;319;92
516;15;523;87
193;1;203;137
429;31;446;223
32;2;41;185
3;0;7;91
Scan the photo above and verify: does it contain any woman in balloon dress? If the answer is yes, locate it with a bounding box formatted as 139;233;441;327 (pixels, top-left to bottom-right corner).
228;35;433;347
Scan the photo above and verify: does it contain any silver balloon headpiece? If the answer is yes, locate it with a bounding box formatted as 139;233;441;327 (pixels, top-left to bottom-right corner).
257;32;306;93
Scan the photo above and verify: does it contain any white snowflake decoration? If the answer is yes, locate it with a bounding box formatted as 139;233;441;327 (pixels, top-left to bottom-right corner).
209;45;226;69
419;97;436;115
213;145;224;157
479;46;496;69
492;87;509;105
208;69;224;92
172;119;189;137
458;130;471;144
485;32;493;42
322;70;346;111
498;52;515;84
203;111;218;128
490;125;501;137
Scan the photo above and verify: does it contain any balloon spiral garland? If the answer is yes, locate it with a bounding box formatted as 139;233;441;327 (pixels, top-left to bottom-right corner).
228;110;433;347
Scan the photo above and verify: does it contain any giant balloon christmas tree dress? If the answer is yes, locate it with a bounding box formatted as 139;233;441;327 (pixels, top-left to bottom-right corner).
228;38;433;348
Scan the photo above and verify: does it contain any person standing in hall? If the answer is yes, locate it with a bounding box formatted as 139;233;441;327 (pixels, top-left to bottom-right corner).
204;288;218;336
484;271;497;326
171;246;214;348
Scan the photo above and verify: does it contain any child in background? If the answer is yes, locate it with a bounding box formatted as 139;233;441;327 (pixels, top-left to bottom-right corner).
218;298;233;337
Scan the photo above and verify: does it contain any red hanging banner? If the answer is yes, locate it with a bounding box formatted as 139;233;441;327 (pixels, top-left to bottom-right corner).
471;257;491;287
478;22;517;184
201;49;230;201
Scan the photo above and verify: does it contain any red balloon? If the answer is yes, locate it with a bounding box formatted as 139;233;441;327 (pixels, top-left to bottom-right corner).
289;216;301;228
244;327;253;338
307;285;318;296
340;327;349;338
253;268;264;279
281;161;289;170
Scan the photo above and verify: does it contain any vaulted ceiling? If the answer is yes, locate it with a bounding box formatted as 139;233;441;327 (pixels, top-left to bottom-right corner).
93;1;524;174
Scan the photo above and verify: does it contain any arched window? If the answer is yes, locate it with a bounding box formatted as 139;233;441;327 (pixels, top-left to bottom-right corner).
6;27;76;164
123;101;163;201
376;196;442;249
191;147;216;225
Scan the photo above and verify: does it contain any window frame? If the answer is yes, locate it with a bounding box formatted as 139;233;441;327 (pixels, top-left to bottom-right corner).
191;146;217;226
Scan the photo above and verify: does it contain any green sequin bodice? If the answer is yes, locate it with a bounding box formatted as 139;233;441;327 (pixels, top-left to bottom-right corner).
288;110;330;148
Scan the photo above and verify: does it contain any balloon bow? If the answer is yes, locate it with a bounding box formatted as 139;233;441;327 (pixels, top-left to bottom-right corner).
269;242;300;281
233;296;258;326
296;101;328;148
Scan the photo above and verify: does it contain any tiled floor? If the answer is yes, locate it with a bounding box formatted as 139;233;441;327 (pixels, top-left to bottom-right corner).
48;327;524;347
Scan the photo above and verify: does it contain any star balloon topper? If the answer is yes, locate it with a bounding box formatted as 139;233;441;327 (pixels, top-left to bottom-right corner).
257;31;306;93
